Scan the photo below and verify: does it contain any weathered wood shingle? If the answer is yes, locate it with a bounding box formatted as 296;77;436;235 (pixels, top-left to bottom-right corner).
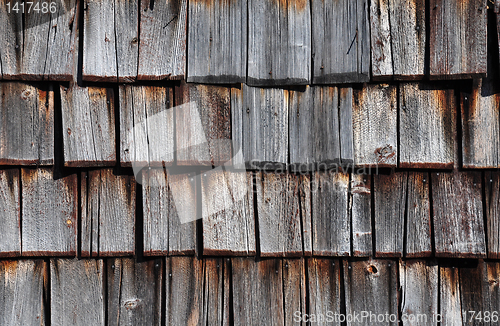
0;169;21;257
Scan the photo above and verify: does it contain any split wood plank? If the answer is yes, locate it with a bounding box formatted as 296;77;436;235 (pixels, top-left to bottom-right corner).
51;258;105;326
482;261;500;322
311;171;350;256
21;6;52;80
175;83;232;166
283;258;306;326
370;0;426;80
307;258;342;326
142;169;197;255
0;260;46;326
461;79;500;168
460;261;487;326
351;174;372;257
299;174;312;256
439;265;463;326
138;0;187;80
0;169;21;257
247;0;311;86
344;259;398;325
289;86;340;171
353;84;397;167
405;172;432;257
339;87;354;164
83;0;139;82
107;258;163;326
0;83;54;165
60;84;116;167
165;256;203;325
312;0;370;84
256;172;308;257
485;171;500;259
232;85;288;169
0;4;23;79
21;168;77;256
187;0;247;83
201;170;255;256
202;258;231;326
432;171;486;258
119;85;174;167
399;260;438;326
81;169;136;257
399;83;456;169
429;0;487;79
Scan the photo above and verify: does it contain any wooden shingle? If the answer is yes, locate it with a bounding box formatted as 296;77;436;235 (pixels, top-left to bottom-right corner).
202;258;231;326
0;169;21;257
307;258;341;324
439;265;462;326
351;174;372;257
485;171;500;259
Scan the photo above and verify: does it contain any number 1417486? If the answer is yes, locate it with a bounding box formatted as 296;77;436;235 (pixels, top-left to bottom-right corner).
6;1;57;14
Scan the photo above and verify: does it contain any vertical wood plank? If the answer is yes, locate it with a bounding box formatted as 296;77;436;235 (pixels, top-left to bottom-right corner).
22;168;77;256
399;83;456;168
187;0;247;83
485;171;500;259
344;259;399;325
299;174;312;256
0;260;46;326
119;85;174;167
283;258;306;326
432;171;486;258
201;170;255;256
289;86;340;171
460;260;486;326
461;79;500;168
0;83;54;165
0;3;23;78
0;169;21;257
482;261;500;323
353;84;397;167
232;258;284;325
22;5;52;79
429;0;487;79
311;171;350;256
142;168;197;255
339;87;354;164
307;258;342;326
114;0;139;82
165;256;203;326
312;0;370;84
405;172;432;257
202;258;230;326
107;258;163;326
138;0;187;80
439;265;462;326
61;84;116;167
51;259;105;326
370;0;393;79
399;260;438;326
351;173;372;257
247;0;311;86
175;83;232;166
256;172;304;257
81;169;136;257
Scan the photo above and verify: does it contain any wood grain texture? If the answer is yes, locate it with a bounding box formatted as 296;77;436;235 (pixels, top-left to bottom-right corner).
311;171;350;256
107;258;163;326
461;79;500;168
232;258;285;325
51;258;105;326
81;169;136;257
439;265;462;326
370;0;426;80
399;83;456;168
256;172;306;257
138;0;187;80
289;86;340;171
429;0;487;79
60;84;116;166
0;169;21;257
307;258;341;326
0;83;54;165
312;0;370;84
460;260;487;326
175;83;232;166
202;258;231;326
0;2;23;79
232;85;288;169
142;169;197;255
22;168;77;256
399;260;438;326
119;85;174;167
165;256;203;326
351;174;372;257
247;0;311;86
201;170;255;256
353;84;397;167
344;259;398;325
283;258;306;326
482;261;500;322
486;172;500;259
0;260;46;326
187;0;247;83
114;0;139;82
339;87;354;164
432;171;486;258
